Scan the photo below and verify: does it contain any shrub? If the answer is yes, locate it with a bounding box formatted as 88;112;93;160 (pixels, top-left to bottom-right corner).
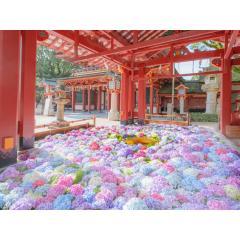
190;112;218;122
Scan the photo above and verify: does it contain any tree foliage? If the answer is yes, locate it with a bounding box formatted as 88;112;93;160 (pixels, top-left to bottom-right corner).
36;45;80;83
190;40;240;79
36;46;81;103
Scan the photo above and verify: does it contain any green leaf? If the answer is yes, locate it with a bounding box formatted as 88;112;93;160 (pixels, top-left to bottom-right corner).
73;169;84;184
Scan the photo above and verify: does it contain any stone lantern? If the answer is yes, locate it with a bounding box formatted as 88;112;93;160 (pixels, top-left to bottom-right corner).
201;75;219;114
53;87;70;123
108;76;120;121
175;84;189;114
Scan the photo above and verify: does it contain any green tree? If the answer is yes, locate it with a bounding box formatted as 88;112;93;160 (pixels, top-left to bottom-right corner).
189;40;240;80
36;46;81;103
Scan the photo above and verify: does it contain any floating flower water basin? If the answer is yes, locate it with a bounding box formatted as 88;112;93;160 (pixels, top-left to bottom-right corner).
125;137;158;146
1;124;240;210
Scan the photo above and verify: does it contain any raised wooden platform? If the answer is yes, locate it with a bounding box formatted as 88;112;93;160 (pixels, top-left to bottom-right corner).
226;125;240;138
34;117;95;140
145;113;190;126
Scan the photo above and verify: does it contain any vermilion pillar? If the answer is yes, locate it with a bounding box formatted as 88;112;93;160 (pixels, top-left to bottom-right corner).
138;68;146;124
82;89;86;111
120;69;129;124
94;90;97;110
0;31;21;167
108;92;111;111
156;90;160;114
71;87;76;112
88;86;91;112
150;84;154;114
128;75;134;124
220;58;232;135
97;87;102;112
103;91;106;110
19;30;37;150
117;93;120;111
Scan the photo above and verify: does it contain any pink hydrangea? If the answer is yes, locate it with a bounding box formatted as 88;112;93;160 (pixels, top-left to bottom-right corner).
102;146;112;151
47;184;66;198
216;148;228;155
205;141;214;147
134;150;146;158
33;179;45;188
116;185;125;196
207;184;225;197
183;153;200;164
70;184;84;196
57;176;73;187
207;200;228;210
176;194;189;203
90;142;100;150
95;188;115;203
151;193;165;201
162;164;175;173
102;174;118;184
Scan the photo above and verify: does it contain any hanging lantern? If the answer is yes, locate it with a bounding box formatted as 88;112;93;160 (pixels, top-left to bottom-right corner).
37;30;49;41
211;58;222;67
108;77;120;93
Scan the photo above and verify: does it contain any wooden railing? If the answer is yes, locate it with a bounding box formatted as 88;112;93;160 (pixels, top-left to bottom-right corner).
35;115;96;139
145;113;190;126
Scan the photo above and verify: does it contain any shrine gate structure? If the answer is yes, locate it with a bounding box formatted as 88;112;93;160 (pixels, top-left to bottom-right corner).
1;30;240;168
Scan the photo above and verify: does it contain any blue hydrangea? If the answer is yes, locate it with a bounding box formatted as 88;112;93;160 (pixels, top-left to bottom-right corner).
35;185;50;196
182;176;205;191
145;197;162;210
123;198;149;210
36;202;53;210
53;194;74;210
113;197;127;209
139;165;154;176
0;193;5;209
82;190;95;203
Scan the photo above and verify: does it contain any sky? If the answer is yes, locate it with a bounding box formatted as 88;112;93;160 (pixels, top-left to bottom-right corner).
174;59;211;80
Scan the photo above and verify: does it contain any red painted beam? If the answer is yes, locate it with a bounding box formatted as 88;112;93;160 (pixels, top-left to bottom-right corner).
52;30;130;69
152;70;223;79
72;31;223;62
232;58;240;65
100;30;129;46
131;31;224;56
224;30;239;59
136;49;224;67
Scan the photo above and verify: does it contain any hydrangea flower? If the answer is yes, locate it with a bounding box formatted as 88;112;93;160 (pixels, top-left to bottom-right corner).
123;198;149;210
70;184;84;196
0;193;5;209
53;194;74;210
0;124;240;209
10;197;36;210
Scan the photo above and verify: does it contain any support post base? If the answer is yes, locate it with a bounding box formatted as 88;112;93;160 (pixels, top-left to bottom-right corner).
19;137;34;150
120;120;128;125
137;119;145;125
108;111;120;121
0;149;17;169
